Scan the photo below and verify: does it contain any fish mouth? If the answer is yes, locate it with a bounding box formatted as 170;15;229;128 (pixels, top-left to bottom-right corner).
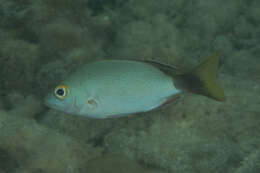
44;100;54;109
45;100;59;108
44;100;53;108
44;96;59;109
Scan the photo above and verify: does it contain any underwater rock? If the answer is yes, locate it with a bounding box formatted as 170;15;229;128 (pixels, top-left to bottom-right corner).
0;110;102;173
85;153;163;173
0;39;38;94
6;93;43;119
0;0;259;173
0;147;19;172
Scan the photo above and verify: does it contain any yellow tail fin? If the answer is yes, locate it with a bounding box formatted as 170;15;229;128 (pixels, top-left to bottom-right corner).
184;53;226;101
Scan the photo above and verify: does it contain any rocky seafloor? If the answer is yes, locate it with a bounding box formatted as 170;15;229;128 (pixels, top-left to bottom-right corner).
0;0;259;172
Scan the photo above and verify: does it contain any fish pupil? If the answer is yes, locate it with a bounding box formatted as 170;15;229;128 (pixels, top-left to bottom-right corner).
56;88;65;96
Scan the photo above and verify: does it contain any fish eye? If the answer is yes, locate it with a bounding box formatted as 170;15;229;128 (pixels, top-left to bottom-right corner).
54;84;69;100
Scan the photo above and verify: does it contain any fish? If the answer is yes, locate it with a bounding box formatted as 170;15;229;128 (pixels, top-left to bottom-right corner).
45;53;225;118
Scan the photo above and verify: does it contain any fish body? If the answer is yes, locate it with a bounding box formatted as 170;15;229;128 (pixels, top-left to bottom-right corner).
45;54;225;118
45;60;180;118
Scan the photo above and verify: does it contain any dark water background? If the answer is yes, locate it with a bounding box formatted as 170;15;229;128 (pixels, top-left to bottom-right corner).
0;0;259;172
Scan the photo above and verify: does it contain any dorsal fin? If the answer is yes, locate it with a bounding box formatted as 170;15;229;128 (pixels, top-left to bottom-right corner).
136;59;185;77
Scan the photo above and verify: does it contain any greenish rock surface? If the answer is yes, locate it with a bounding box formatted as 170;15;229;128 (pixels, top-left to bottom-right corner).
0;0;259;172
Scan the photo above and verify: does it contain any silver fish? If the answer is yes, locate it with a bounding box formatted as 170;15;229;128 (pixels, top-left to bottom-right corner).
45;53;225;118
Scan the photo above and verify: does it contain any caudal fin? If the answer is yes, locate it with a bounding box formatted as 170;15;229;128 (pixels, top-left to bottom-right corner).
182;53;226;101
